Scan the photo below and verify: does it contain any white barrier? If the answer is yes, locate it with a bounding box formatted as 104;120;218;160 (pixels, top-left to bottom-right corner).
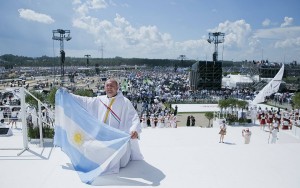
292;125;300;139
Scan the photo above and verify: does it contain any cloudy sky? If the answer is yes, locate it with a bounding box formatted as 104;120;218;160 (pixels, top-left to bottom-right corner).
0;0;300;62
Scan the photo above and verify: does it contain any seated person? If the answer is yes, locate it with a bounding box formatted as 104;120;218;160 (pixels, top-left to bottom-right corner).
0;119;13;136
7;108;19;128
0;119;6;127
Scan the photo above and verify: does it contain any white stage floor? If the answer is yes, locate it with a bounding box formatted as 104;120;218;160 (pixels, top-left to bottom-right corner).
0;125;300;188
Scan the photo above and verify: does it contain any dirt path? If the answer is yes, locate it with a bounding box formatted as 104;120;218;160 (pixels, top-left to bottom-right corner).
176;113;212;128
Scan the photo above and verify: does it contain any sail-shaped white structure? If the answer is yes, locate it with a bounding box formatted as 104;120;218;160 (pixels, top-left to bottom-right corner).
252;64;284;104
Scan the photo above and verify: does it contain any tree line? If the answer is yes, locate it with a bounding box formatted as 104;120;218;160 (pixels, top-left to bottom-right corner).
0;54;197;68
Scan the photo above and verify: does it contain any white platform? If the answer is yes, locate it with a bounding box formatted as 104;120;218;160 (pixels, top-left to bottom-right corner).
0;125;300;188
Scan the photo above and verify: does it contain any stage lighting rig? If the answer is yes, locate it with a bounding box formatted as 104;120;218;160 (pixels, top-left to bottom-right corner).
207;32;225;61
84;54;91;67
52;29;72;78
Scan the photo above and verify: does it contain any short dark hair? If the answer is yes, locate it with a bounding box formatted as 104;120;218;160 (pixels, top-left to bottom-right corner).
105;78;119;87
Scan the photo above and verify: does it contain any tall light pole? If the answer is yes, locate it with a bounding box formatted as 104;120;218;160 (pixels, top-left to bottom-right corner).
52;29;71;81
84;54;91;67
207;32;225;62
99;43;104;59
178;54;186;70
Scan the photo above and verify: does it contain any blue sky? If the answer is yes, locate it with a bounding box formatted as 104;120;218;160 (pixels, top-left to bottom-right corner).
0;0;300;63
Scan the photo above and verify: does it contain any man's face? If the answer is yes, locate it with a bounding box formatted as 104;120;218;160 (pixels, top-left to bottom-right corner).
105;80;118;97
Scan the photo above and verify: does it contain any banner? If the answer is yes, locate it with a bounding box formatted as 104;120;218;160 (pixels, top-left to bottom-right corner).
54;88;130;184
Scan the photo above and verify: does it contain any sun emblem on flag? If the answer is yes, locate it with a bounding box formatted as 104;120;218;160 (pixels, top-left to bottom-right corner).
73;132;84;146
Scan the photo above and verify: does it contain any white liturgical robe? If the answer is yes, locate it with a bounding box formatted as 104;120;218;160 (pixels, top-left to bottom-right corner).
71;91;143;174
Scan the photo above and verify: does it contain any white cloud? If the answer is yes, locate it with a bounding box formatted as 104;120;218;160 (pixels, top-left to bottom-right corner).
262;19;271;27
208;20;252;48
72;0;81;5
73;1;250;59
74;4;90;16
72;11;178;58
254;26;300;40
110;0;118;7
70;1;299;62
18;9;54;24
275;37;300;48
88;0;108;9
73;11;217;58
71;8;261;60
248;26;300;61
281;16;293;27
174;39;209;56
74;0;108;11
73;0;109;17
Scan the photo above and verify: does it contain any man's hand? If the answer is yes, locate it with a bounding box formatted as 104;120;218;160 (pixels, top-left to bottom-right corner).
130;131;138;139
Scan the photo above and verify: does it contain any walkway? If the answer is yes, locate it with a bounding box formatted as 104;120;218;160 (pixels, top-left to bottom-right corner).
0;125;299;188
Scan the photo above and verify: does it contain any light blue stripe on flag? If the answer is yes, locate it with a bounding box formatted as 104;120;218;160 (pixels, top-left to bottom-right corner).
54;88;131;184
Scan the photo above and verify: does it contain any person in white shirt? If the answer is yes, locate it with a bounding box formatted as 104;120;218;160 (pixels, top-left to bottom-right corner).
150;114;155;128
170;114;177;128
219;121;227;143
7;108;18;128
250;107;257;125
157;115;164;128
140;114;147;128
242;128;252;144
71;78;143;175
270;120;279;144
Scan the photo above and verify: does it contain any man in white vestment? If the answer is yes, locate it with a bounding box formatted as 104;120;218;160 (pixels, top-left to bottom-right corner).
71;78;143;175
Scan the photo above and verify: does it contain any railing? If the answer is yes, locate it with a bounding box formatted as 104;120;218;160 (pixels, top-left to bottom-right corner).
0;87;54;155
23;88;54;147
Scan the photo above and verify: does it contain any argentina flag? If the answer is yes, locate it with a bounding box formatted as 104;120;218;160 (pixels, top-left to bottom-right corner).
54;88;131;184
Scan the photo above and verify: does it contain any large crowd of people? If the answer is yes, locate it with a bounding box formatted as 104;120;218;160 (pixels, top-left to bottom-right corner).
256;106;300;130
112;68;296;130
0;66;298;131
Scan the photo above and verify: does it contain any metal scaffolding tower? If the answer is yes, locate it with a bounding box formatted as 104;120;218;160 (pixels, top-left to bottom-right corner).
52;29;71;79
207;32;225;62
190;61;223;90
84;54;91;67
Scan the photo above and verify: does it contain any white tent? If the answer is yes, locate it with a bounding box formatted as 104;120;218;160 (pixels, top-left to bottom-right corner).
222;74;254;89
